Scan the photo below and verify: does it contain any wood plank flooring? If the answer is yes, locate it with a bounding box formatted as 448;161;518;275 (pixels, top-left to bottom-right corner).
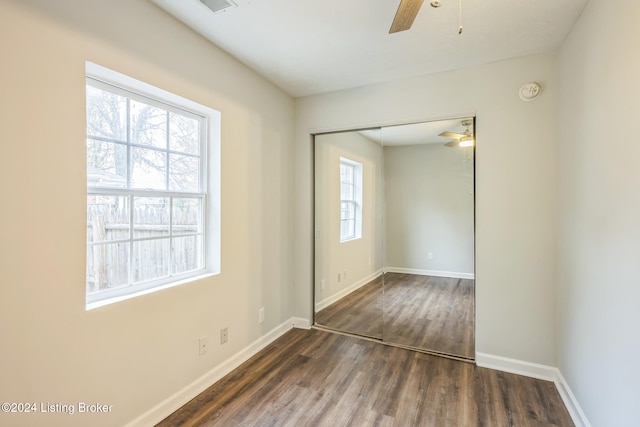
315;273;474;358
383;273;474;358
157;329;574;427
315;275;383;338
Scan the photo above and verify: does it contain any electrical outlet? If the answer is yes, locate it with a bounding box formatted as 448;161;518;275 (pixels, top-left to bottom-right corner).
259;307;265;324
343;270;347;280
220;327;228;345
428;252;433;260
199;336;208;356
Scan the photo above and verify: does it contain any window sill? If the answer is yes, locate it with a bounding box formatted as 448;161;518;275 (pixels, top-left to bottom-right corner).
340;236;362;243
85;272;217;311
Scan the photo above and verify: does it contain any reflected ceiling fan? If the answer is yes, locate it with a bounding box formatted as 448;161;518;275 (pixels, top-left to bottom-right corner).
440;119;475;147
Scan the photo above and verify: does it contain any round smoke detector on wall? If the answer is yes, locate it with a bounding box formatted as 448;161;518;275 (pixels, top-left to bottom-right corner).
519;82;542;101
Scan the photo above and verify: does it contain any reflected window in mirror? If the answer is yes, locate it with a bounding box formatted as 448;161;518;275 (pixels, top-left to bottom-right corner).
339;157;362;242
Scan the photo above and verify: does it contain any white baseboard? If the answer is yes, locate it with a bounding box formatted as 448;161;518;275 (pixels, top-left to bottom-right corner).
125;318;301;427
555;370;592;427
385;267;474;280
476;353;591;427
476;352;557;381
291;317;312;329
315;269;383;311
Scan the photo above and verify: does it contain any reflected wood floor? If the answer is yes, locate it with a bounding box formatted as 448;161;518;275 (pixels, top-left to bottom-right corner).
315;275;383;339
384;273;474;358
157;329;574;427
316;273;474;358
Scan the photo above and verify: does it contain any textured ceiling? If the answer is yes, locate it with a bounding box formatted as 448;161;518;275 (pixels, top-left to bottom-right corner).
149;0;588;97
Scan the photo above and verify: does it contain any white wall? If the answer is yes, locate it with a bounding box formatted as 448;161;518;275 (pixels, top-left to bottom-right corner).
314;131;384;308
294;52;559;365
556;0;640;425
384;143;474;275
0;1;294;426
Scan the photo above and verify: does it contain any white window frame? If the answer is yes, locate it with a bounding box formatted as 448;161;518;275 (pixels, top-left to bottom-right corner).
339;157;363;242
85;62;220;309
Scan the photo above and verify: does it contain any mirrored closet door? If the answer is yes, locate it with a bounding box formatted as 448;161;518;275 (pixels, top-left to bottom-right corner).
314;128;385;339
313;118;475;359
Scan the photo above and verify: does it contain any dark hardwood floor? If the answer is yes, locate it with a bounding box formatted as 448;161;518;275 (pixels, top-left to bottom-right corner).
383;273;474;358
157;328;574;427
315;275;383;339
315;273;474;358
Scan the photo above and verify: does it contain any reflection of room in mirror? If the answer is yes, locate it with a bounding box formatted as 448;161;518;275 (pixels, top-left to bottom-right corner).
383;273;474;358
314;117;475;359
314;129;385;340
314;275;383;339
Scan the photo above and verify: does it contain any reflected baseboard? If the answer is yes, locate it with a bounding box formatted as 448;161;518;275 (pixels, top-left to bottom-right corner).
385;267;475;280
315;269;383;311
312;324;475;364
316;268;474;313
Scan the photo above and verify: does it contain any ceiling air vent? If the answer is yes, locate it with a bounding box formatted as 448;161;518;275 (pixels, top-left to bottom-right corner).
199;0;237;14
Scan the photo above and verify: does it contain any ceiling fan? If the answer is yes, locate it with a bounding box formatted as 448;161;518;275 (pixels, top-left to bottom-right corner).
389;0;464;34
389;0;425;34
440;119;475;147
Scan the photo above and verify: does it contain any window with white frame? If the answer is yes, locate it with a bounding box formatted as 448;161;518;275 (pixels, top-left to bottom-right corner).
85;63;220;308
340;157;363;242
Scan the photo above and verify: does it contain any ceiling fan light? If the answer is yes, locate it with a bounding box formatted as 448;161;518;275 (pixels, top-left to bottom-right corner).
459;138;474;147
